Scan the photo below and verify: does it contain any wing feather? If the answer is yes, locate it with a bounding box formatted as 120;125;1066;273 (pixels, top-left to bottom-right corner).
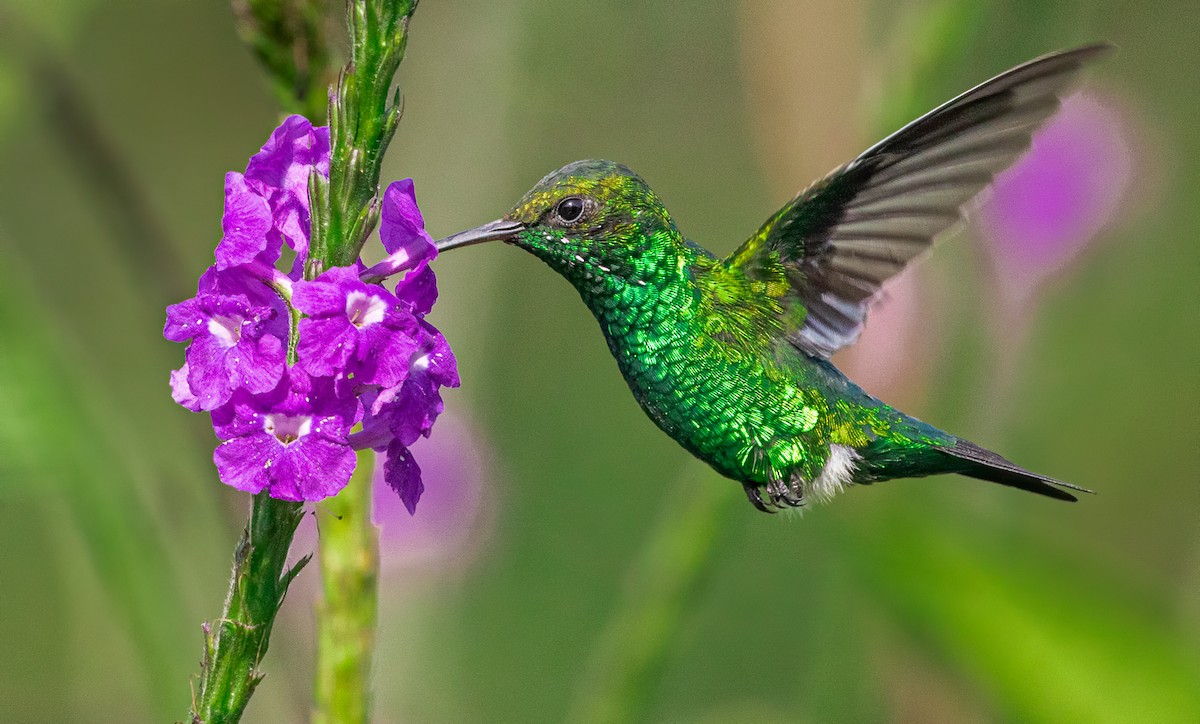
727;44;1113;357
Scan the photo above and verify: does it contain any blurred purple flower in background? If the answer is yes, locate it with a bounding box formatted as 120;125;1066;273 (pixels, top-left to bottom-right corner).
978;93;1134;302
839;93;1135;403
287;409;494;582
835;272;931;405
165;117;457;507
372;410;493;575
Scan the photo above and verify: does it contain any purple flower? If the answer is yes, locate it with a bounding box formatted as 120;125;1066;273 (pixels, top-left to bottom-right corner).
978;93;1134;301
358;322;457;435
215;115;329;274
350;321;458;513
361;180;437;283
212;368;359;501
166;117;458;508
197;263;291;339
164;284;286;411
246;115;330;257
215;172;275;269
294;266;421;388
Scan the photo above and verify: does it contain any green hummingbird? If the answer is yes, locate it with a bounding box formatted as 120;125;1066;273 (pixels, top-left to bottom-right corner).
435;45;1108;512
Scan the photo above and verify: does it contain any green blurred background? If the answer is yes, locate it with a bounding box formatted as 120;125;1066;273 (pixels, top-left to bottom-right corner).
1;1;1197;722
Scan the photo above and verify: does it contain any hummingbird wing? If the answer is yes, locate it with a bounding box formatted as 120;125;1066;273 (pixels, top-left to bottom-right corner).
726;44;1112;357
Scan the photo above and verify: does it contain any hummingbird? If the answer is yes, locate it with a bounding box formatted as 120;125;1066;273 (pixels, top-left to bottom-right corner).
434;45;1108;512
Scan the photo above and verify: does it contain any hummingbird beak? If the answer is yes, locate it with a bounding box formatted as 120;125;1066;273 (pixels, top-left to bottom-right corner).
434;218;525;253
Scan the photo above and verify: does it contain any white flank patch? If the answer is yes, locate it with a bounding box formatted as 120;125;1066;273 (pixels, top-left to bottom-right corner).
810;444;860;503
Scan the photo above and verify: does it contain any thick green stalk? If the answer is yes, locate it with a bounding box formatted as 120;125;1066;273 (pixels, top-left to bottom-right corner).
313;450;379;724
308;2;417;721
191;494;309;724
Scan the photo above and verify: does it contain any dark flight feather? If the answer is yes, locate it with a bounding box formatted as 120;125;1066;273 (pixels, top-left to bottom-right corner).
726;43;1114;357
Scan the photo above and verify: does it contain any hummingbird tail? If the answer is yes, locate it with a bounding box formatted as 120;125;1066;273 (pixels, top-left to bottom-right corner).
938;439;1091;501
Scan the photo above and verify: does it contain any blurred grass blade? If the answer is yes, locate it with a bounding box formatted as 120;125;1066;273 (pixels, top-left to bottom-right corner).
0;239;206;717
838;509;1200;723
568;464;740;724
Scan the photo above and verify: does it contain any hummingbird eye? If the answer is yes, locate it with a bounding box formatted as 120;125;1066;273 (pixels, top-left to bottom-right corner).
554;196;586;224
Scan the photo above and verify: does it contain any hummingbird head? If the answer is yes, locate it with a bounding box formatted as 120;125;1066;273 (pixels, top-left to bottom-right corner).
435;160;683;289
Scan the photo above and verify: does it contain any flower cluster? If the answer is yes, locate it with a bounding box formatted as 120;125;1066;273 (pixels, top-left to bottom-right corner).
165;116;457;512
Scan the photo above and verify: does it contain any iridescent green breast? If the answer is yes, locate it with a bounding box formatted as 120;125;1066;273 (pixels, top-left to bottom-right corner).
567;244;857;486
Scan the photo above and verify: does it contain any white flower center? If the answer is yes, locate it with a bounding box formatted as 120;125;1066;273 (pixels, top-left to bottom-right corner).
346;291;387;329
208;314;244;348
264;413;313;445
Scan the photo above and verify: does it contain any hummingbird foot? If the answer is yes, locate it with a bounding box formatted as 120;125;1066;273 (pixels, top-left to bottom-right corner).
742;477;806;513
766;475;806;510
742;483;775;514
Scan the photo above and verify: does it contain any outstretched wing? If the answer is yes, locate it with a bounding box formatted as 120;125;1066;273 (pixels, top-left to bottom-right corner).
727;44;1112;357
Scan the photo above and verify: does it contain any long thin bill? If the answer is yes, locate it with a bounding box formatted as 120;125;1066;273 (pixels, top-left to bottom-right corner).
434;219;525;252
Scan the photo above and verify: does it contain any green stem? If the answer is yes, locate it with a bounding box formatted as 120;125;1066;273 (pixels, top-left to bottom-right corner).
190;3;417;721
191;494;309;724
307;2;417;721
313;450;379;723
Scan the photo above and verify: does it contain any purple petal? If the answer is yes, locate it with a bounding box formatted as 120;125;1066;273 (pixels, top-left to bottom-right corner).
169;364;202;411
284;436;357;501
164;298;204;342
357;326;420;389
245;115;329;195
380;179;435;258
185;336;237;410
394;262;438;315
293;267;360;316
350;402;394;451
383;440;423;515
268;365;318;418
198;265;281;310
361;251;413;284
215;172;275;269
382;378;444;446
214;434;277;494
296;316;357;378
312;374;362;429
241;116;332;267
275;200;313;264
417;321;460;388
230;333;286;394
210;394;263;441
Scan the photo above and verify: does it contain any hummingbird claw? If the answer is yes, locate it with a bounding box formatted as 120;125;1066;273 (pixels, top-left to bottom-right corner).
743;483;775;514
766;476;806;509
